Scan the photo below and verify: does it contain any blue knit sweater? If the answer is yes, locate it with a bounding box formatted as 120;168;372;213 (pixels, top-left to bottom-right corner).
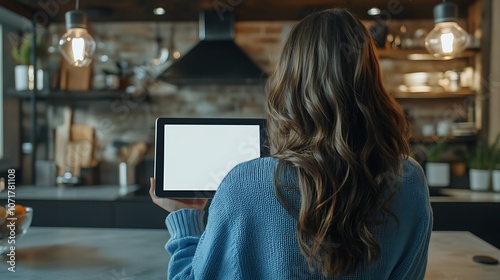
165;157;433;279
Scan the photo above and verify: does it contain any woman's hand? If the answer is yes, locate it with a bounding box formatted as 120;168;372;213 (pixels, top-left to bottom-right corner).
149;177;208;212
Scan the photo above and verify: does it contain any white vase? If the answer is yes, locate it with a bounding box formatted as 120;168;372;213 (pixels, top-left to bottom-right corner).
15;65;43;91
469;169;490;191
492;170;500;192
425;162;450;187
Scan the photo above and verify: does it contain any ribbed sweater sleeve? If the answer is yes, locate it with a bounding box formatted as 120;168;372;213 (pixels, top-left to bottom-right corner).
165;173;237;280
165;209;205;279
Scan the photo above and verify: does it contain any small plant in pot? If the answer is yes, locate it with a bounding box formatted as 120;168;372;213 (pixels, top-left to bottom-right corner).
11;34;46;91
425;139;450;188
490;135;500;192
467;140;491;191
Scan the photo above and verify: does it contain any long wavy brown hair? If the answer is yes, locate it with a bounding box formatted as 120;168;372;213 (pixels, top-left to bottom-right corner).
266;9;410;276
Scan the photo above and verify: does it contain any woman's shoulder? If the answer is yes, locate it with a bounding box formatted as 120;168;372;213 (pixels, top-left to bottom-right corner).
402;156;425;176
229;157;278;175
399;156;429;197
403;156;423;174
217;157;278;189
212;157;279;205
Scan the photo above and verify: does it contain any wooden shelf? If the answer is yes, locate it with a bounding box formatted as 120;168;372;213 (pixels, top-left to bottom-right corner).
377;48;479;60
394;89;476;100
7;89;148;102
410;134;477;144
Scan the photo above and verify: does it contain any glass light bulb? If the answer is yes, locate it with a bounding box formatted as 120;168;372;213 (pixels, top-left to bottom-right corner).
425;22;469;59
58;28;96;67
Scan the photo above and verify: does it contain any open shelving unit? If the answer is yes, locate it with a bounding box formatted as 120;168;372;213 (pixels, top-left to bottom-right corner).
377;48;479;60
394;89;476;100
7;89;129;101
376;42;482;145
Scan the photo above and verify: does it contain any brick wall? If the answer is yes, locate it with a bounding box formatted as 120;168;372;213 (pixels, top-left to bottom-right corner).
44;21;296;166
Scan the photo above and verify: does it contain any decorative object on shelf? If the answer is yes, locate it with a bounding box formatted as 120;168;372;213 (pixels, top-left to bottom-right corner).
58;0;96;67
59;57;92;90
425;139;450;187
11;35;45;91
369;21;388;48
493;168;500;192
150;22;169;66
490;135;500;192
425;1;469;59
467;140;491;191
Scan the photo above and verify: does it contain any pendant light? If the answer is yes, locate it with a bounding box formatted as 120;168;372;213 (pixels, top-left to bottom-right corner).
425;1;469;59
58;0;96;67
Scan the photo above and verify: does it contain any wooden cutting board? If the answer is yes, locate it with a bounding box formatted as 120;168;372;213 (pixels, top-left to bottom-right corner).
70;124;95;167
54;107;97;177
65;141;93;177
55;107;72;176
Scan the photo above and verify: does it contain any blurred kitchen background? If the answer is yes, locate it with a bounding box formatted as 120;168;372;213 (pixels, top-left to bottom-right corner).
0;0;498;192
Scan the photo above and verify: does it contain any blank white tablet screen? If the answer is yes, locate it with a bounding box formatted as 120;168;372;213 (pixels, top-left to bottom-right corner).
163;124;260;191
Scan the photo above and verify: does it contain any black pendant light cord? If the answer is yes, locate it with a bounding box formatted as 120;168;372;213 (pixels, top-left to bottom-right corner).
76;0;80;10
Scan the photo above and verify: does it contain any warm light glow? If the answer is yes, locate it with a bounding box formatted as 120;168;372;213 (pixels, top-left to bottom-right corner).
440;33;454;53
59;28;96;67
173;51;181;59
425;22;469;59
153;7;166;15
367;7;380;16
71;37;85;62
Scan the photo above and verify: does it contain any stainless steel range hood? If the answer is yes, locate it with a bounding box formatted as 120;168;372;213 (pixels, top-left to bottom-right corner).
159;10;267;85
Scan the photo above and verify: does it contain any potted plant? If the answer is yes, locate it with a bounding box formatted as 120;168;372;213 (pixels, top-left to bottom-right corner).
490;135;500;192
467;140;491;191
425;139;450;187
11;34;46;91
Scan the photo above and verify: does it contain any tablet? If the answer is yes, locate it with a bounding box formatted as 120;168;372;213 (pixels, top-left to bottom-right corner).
154;118;268;198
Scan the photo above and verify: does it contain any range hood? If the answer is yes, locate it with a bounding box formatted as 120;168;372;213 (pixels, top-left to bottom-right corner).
159;10;267;85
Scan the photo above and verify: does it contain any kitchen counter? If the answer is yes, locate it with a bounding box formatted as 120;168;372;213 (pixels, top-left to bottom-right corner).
429;188;500;202
4;184;500;203
2;185;499;247
0;185;138;201
0;227;169;279
0;228;498;279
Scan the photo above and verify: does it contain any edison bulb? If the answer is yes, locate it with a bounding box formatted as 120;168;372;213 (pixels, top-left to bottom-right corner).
59;28;96;67
425;22;469;59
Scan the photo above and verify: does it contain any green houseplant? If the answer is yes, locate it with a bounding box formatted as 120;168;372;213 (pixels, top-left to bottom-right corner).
467;140;492;191
425;139;450;187
11;35;46;91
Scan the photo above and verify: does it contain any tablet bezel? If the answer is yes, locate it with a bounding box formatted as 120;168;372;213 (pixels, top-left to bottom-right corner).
154;118;268;198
